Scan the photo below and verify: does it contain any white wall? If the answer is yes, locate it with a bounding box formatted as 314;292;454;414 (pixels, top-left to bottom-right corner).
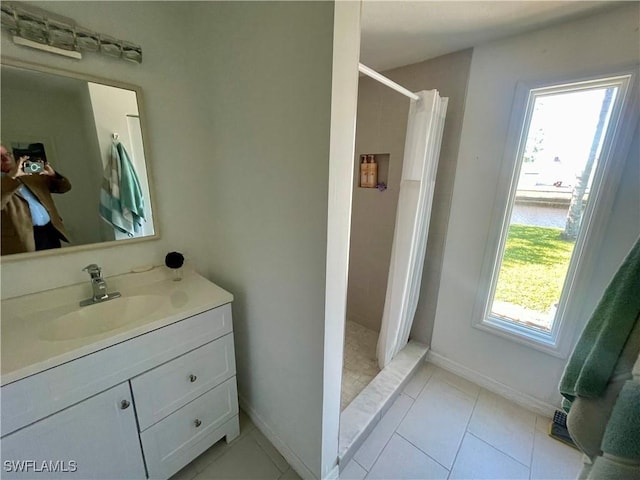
2;2;350;479
432;4;640;408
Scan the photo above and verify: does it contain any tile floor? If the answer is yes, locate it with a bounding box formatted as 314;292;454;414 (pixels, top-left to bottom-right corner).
342;321;381;410
170;411;300;480
340;362;585;480
172;363;583;480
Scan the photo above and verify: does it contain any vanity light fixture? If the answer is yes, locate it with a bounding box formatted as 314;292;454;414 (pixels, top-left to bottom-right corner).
0;2;142;63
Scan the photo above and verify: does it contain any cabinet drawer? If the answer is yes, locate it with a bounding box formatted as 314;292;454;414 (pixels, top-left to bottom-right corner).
132;334;236;430
141;377;239;479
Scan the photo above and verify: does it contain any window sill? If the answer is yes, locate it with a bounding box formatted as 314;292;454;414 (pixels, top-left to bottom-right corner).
473;315;569;359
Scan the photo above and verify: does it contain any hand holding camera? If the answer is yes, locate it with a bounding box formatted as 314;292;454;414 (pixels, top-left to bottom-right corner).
10;144;54;178
7;155;55;180
3;144;57;180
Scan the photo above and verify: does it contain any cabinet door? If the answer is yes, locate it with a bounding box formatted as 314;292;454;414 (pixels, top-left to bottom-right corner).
1;382;145;479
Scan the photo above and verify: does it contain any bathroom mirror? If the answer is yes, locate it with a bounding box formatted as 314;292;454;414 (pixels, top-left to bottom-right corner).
0;59;157;259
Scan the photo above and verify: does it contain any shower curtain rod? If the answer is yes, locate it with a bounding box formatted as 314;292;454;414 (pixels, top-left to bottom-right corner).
358;63;420;101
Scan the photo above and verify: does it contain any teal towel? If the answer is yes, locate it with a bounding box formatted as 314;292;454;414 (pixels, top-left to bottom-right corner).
602;381;640;460
117;142;145;230
559;237;640;406
99;142;145;237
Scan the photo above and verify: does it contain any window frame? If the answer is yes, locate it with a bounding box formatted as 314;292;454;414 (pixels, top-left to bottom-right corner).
472;70;636;358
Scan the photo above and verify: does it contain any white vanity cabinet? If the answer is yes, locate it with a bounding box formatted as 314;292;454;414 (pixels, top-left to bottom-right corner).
1;301;239;480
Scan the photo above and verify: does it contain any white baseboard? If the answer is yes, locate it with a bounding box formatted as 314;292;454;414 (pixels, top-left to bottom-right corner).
238;394;318;480
427;351;559;417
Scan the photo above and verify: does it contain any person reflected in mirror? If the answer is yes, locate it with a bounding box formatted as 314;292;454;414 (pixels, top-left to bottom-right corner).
1;144;72;255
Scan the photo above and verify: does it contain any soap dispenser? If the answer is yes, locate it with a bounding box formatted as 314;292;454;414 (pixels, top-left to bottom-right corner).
359;155;369;188
367;155;378;189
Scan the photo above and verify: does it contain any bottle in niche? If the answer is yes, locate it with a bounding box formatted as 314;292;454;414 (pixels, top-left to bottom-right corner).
360;155;369;187
368;155;378;188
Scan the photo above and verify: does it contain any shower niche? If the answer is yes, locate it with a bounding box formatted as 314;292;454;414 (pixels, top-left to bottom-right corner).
357;153;390;190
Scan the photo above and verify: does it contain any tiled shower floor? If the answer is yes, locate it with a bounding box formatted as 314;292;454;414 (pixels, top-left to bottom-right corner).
341;321;381;410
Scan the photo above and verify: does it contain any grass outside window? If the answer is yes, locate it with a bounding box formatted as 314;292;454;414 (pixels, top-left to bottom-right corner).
493;224;575;330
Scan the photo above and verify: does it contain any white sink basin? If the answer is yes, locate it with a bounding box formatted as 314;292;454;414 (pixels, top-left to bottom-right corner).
39;295;165;341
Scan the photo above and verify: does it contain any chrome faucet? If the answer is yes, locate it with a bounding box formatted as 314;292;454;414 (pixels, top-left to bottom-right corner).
80;264;121;307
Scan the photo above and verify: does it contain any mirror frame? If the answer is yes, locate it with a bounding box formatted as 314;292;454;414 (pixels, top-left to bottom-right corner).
0;57;160;263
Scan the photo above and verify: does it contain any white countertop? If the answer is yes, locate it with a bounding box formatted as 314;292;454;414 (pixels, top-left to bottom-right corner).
1;266;233;386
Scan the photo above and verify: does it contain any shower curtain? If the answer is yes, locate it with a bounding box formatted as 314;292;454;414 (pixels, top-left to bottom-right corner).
377;90;448;369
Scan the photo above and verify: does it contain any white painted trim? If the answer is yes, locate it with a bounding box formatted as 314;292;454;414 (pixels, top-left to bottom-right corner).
473;318;565;358
324;464;340;480
238;394;317;480
322;2;361;479
426;351;558;417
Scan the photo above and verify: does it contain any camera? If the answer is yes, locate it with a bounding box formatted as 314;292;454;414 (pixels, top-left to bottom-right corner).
23;160;45;174
13;143;48;175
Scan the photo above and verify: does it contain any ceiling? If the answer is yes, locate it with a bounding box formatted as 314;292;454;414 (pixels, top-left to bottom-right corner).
360;1;623;72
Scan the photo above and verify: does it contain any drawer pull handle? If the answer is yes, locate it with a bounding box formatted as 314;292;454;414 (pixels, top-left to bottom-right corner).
120;400;130;410
189;374;197;383
194;419;202;428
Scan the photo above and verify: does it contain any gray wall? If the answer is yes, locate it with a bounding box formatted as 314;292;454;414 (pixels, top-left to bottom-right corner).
1;2;336;477
347;50;472;348
184;3;335;476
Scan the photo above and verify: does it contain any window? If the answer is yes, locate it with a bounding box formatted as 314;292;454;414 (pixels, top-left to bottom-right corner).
479;74;632;352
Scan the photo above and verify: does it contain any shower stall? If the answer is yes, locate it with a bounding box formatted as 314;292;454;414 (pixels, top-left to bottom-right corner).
339;63;447;461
